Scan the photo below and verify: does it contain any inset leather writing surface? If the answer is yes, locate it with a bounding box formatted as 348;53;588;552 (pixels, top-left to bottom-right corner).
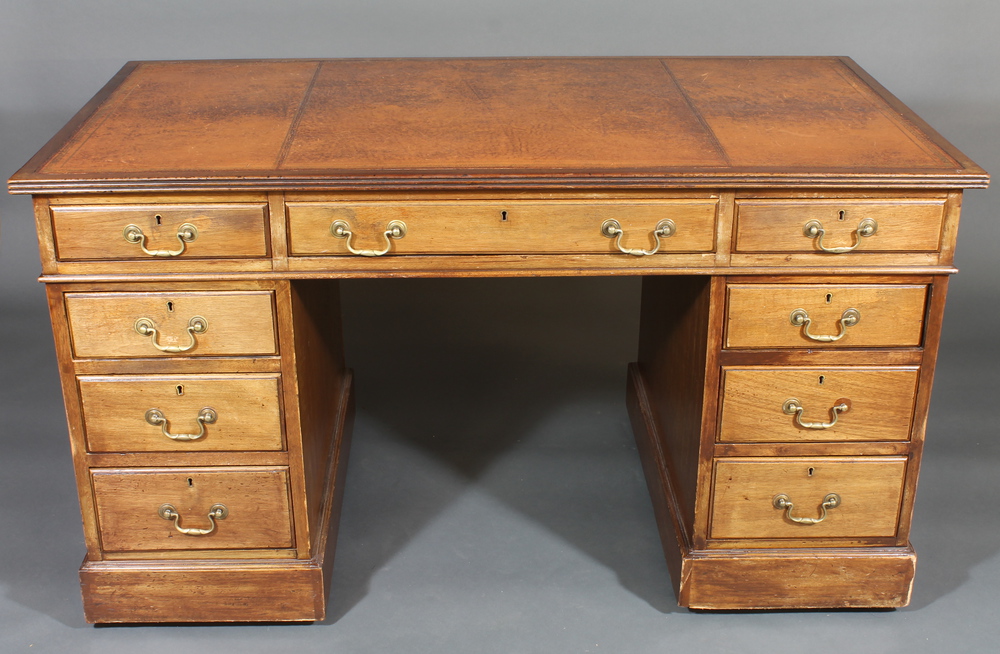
41;60;320;174
282;58;727;170
666;58;958;169
12;57;987;192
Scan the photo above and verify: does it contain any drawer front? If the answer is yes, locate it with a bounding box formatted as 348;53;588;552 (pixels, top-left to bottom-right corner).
286;199;718;255
51;203;270;260
735;198;946;253
710;457;907;540
79;374;284;452
92;467;293;552
65;291;277;358
719;367;919;442
725;284;927;349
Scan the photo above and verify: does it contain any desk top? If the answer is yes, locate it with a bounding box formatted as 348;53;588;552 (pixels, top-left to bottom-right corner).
8;57;987;194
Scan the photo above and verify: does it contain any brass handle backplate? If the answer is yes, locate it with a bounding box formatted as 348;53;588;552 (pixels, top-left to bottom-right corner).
123;223;198;257
789;307;860;343
782;398;851;430
134;315;208;353
158;503;228;536
601;219;676;256
773;493;841;525
803;218;877;253
331;219;407;256
145;407;218;441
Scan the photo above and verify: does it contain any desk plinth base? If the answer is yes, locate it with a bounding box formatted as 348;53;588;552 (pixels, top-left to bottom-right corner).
79;375;355;624
626;364;916;610
79;557;331;623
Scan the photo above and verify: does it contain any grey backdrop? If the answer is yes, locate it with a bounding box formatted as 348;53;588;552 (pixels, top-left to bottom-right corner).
1;2;997;652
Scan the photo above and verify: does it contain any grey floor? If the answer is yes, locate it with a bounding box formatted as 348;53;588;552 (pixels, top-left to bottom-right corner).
1;275;998;654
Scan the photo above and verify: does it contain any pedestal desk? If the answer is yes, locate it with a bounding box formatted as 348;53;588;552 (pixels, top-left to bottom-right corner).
8;57;988;623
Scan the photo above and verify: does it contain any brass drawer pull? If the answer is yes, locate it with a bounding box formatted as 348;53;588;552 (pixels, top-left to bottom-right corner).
331;219;407;256
782;398;850;430
133;315;208;353
144;407;218;441
789;307;860;342
803;218;877;254
601;219;676;256
123;222;198;257
158;503;228;536
772;493;841;525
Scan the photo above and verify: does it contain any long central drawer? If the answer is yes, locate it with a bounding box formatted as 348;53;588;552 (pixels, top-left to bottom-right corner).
286;199;719;255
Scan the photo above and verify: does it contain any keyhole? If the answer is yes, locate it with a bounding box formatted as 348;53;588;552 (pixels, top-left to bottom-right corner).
838;210;846;221
501;210;508;221
176;385;184;396
167;301;174;312
808;467;815;477
155;214;162;225
818;375;825;385
826;293;833;304
187;478;194;487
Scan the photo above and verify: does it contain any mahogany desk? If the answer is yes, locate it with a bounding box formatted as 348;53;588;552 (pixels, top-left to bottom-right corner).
8;57;988;623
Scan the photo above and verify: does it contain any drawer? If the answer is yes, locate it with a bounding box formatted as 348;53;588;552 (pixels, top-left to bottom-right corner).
79;374;284;452
286;199;718;256
65;291;277;358
91;467;293;552
709;457;907;540
718;367;919;442
734;198;946;253
725;284;928;349
50;202;270;260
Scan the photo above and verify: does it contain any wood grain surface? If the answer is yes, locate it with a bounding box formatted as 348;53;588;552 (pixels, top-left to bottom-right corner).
718;366;919;442
91;467;293;552
50;202;270;260
65;291;278;357
287;198;718;255
78;374;285;452
725;283;928;348
734;198;946;253
679;548;916;609
709;457;907;540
